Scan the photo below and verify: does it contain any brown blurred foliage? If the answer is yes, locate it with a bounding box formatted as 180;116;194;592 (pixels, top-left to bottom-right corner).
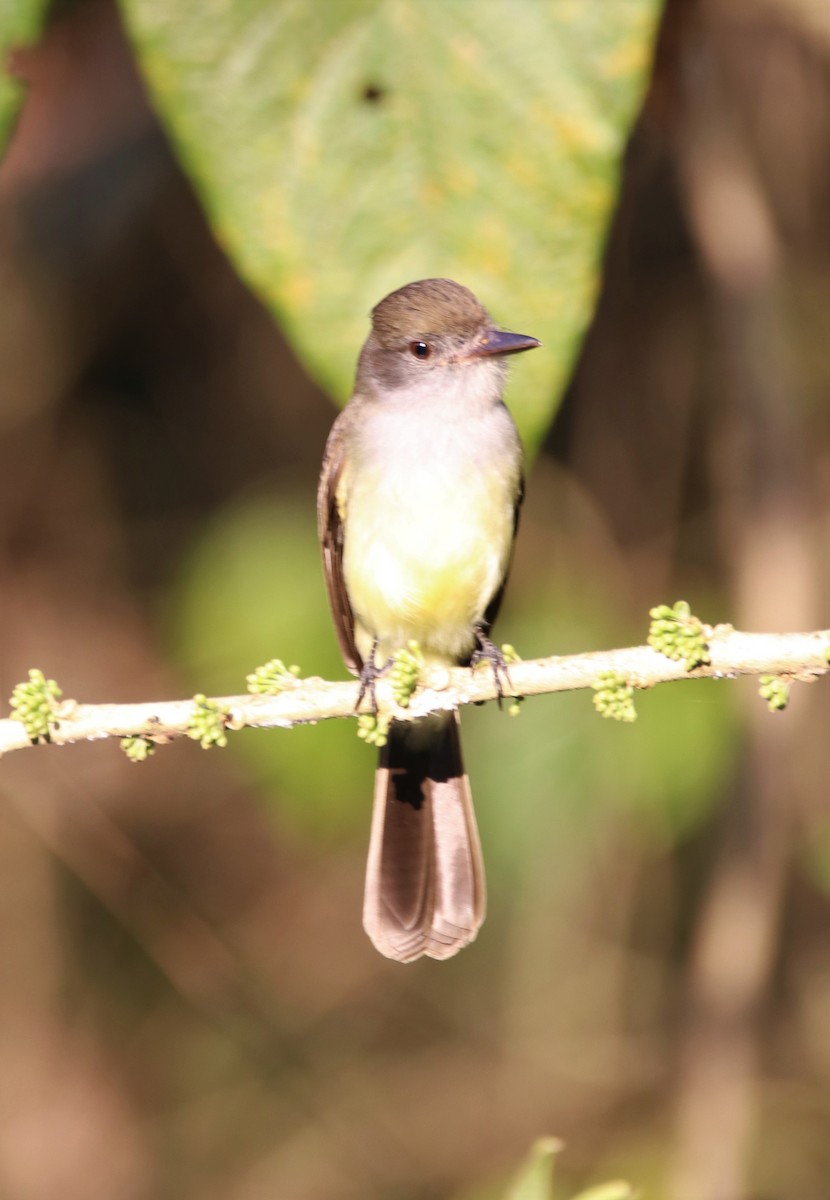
1;1;830;1197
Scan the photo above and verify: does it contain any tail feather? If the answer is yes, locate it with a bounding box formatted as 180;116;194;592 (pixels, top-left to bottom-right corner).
363;712;485;962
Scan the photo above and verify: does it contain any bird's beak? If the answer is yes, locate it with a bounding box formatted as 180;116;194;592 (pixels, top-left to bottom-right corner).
465;329;541;359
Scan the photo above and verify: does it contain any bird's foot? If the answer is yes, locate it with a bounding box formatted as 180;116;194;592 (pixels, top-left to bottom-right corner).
356;640;392;714
470;625;514;709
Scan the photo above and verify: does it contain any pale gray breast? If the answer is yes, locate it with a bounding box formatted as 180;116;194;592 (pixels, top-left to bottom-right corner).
352;367;522;484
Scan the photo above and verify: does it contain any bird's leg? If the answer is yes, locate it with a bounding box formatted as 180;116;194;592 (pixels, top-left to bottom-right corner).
355;638;392;714
470;622;513;709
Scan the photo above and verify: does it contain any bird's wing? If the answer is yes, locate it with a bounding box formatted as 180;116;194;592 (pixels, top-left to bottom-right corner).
317;414;362;674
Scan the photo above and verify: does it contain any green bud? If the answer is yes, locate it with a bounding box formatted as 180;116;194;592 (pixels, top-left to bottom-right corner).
356;712;391;748
246;658;302;694
592;671;637;723
759;674;789;712
390;642;423;707
187;694;230;749
647;599;710;671
9;668;62;743
121;736;156;762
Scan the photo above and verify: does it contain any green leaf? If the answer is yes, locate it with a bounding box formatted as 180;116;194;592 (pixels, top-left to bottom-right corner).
121;0;660;449
504;1137;561;1200
0;0;49;147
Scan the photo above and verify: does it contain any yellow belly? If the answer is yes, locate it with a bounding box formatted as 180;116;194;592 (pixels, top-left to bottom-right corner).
341;462;516;665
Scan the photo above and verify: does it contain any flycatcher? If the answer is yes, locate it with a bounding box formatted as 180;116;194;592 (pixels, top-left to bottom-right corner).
318;278;539;961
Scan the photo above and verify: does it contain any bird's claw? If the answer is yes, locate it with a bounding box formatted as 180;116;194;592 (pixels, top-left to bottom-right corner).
355;640;392;714
470;625;513;709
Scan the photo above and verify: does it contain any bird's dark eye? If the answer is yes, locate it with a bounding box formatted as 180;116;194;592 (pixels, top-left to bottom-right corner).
409;341;431;359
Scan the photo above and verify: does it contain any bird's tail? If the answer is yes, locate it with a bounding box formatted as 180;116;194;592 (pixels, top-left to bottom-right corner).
363;711;486;962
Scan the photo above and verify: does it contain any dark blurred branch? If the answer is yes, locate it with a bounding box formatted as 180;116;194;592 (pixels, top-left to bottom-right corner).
0;624;828;758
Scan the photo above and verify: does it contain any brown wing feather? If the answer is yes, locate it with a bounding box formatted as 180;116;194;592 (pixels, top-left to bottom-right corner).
317;415;362;674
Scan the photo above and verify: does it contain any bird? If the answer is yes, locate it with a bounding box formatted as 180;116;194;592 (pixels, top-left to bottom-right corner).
318;278;539;961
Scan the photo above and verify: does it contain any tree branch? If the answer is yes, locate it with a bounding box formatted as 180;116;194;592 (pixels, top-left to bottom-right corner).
1;623;828;760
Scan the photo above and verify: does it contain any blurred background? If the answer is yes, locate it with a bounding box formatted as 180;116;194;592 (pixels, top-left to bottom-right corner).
0;0;829;1196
